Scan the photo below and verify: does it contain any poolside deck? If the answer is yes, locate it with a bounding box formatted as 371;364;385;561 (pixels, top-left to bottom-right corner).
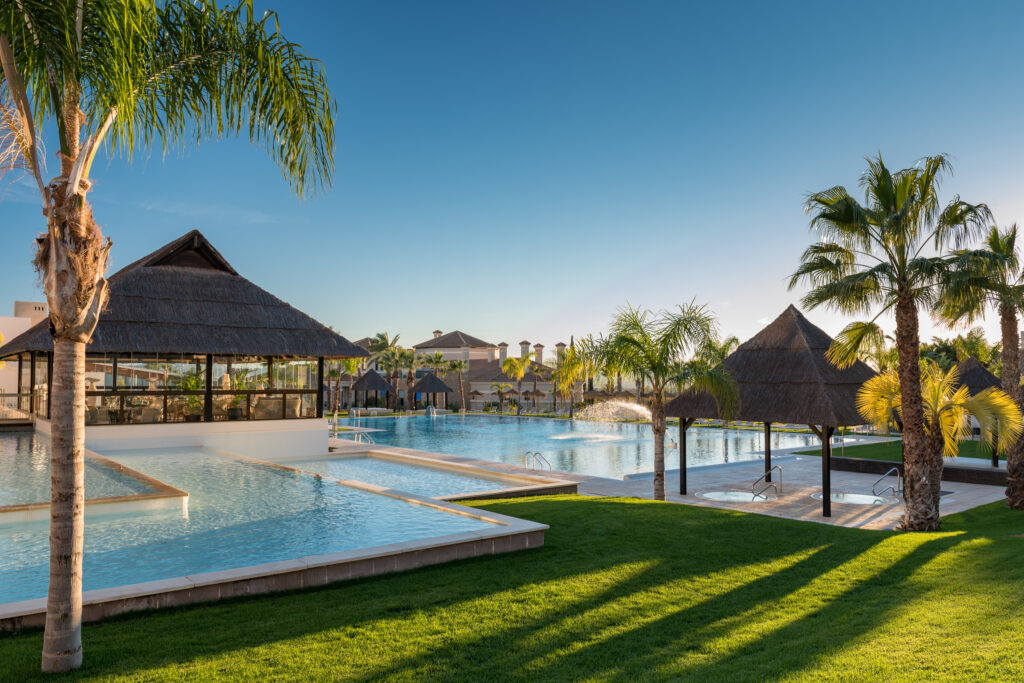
332;438;1006;530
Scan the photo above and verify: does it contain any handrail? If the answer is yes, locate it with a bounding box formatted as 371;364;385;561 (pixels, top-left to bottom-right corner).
872;467;902;497
752;465;783;497
525;451;551;470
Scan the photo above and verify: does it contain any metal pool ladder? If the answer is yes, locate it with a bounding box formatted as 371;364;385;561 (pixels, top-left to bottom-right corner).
525;451;551;470
872;467;902;497
752;466;783;498
352;431;376;445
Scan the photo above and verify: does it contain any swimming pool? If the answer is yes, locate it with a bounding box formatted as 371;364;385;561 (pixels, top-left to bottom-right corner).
0;446;497;604
281;455;516;498
339;415;824;479
0;433;155;507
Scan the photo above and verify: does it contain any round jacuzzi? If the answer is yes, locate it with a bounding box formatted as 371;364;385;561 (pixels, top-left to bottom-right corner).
698;490;777;503
812;492;899;506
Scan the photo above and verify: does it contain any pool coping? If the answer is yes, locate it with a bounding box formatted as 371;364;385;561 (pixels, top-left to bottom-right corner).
270;448;579;501
0;448;189;525
0;476;548;632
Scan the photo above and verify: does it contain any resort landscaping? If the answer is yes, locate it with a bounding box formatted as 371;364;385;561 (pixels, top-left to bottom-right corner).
0;495;1022;681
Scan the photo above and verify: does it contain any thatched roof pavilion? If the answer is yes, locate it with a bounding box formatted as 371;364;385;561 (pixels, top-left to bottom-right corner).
665;305;876;517
411;372;453;409
953;357;1000;395
0;230;367;425
352;369;395;393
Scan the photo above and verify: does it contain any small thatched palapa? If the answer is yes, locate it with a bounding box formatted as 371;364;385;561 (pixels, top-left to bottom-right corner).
665;305;875;518
665;305;875;426
0;230;367;359
953;357;1000;395
352;369;395;393
411;372;453;395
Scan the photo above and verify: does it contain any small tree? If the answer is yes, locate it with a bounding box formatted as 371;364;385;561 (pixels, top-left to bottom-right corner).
501;355;531;415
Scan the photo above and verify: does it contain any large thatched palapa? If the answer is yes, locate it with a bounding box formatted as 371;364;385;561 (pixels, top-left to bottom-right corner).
0;230;367;425
952;357;1000;395
411;372;453;408
665;305;876;517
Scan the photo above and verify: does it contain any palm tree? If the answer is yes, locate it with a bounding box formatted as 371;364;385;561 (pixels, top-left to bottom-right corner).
402;348;422;410
340;358;362;409
501;354;531;415
529;361;548;410
377;348;403;410
490;382;512;413
602;303;736;501
790;153;990;531
0;1;333;671
938;225;1024;507
420;352;448;376
448;359;468;412
368;332;400;365
859;363;1022;507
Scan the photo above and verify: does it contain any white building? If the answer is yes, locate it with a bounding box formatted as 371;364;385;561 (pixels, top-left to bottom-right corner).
0;301;47;397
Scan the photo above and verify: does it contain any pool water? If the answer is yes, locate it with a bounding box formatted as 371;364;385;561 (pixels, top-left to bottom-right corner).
340;415;822;479
283;456;513;498
0;433;154;507
0;447;496;604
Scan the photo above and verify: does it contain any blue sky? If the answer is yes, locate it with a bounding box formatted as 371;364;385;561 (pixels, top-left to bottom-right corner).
3;0;1024;350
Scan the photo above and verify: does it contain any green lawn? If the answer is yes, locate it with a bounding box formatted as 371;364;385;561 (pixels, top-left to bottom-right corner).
2;496;1023;681
797;438;997;463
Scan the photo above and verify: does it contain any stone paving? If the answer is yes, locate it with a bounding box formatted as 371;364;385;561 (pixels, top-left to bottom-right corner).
331;436;1007;531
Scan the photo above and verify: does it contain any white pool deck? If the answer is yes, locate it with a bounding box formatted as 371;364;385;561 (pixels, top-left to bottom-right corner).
329;438;1008;531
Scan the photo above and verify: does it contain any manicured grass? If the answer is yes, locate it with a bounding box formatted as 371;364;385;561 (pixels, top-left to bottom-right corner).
797;439;997;463
2;495;1023;681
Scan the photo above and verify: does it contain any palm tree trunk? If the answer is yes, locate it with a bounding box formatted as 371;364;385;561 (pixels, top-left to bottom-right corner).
999;303;1024;508
517;380;523;415
458;374;466;413
895;295;939;530
651;393;666;501
41;338;85;672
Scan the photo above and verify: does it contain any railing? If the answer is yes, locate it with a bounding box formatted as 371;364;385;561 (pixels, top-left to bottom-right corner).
752;466;783;498
0;393;33;423
872;467;902;497
525;451;551;470
351;431;376;445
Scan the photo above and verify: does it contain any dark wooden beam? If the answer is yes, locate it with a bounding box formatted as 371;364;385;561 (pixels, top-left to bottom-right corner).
764;421;772;483
679;417;695;495
28;351;36;415
316;357;325;418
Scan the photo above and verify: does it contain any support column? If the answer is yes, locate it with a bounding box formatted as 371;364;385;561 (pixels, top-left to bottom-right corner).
316;357;325;418
679;418;694;495
764;421;772;483
29;351;36;414
204;354;214;422
822;426;833;517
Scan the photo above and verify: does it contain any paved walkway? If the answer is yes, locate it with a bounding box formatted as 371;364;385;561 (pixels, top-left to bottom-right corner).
328;437;1006;531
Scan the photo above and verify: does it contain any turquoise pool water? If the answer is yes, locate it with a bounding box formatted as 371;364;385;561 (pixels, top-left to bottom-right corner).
0;433;154;507
283;455;512;498
0;446;496;604
340;415;823;479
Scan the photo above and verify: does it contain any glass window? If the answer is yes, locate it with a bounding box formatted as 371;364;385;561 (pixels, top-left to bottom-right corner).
272;359;318;390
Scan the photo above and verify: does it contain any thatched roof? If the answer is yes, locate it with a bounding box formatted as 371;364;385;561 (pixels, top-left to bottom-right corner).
953;357;1001;395
352;369;394;393
0;230;367;359
414;330;496;350
665;305;875;426
411;372;453;394
467;389;485;397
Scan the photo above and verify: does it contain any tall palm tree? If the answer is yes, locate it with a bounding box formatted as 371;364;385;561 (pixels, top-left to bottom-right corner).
529;361;548;410
402;348;422;410
420;352;448;376
368;332;400;366
859;363;1022;505
377;348;403;410
790;154;990;531
0;1;333;671
602;303;736;501
340;357;362;409
938;225;1024;507
490;382;512;413
448;359;468;412
501;354;531;415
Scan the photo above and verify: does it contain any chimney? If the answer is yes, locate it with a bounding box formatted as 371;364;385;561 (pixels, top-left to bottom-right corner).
432;329;442;339
533;343;544;366
520;340;530;359
498;342;508;362
555;342;567;365
461;345;470;362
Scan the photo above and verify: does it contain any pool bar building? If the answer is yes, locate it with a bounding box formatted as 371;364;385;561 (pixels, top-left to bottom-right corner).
0;230;368;426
